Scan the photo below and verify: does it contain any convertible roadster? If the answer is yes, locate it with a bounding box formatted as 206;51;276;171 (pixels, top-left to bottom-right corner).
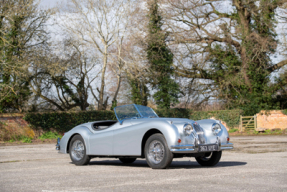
56;104;233;169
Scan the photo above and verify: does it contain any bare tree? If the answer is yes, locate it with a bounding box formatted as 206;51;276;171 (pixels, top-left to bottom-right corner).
57;0;132;110
29;40;100;111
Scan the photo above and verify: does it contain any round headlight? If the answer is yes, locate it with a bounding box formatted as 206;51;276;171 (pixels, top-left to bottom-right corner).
212;123;222;135
183;124;193;135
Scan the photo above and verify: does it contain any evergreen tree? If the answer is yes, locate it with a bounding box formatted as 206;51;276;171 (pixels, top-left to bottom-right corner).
0;0;50;112
146;0;180;109
205;0;281;115
168;0;287;115
130;78;149;106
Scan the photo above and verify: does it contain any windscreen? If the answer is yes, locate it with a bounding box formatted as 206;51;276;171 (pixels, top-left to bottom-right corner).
135;105;158;118
114;104;141;121
114;104;159;122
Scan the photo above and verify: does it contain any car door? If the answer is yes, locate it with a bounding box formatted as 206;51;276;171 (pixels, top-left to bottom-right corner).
88;128;114;155
112;119;143;156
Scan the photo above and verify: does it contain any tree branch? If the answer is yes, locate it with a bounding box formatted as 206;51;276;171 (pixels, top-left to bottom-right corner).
267;59;287;72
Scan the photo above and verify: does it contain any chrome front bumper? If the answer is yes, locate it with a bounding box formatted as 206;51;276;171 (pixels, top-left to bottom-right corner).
170;143;233;153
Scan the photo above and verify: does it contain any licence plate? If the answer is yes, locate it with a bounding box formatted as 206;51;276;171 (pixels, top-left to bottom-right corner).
199;144;218;152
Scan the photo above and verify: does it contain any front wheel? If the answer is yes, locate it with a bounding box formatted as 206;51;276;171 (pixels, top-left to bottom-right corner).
69;135;90;165
195;151;222;166
144;134;173;169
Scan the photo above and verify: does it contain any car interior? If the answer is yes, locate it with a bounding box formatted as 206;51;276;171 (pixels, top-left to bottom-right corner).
92;121;118;131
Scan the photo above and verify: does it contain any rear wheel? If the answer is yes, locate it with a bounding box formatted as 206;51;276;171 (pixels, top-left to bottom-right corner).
195;151;222;166
119;158;137;164
144;134;173;169
69;135;90;165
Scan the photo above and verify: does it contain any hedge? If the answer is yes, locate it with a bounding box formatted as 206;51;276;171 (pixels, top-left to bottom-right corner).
189;110;242;128
156;108;242;128
155;108;191;119
24;108;242;133
24;111;116;133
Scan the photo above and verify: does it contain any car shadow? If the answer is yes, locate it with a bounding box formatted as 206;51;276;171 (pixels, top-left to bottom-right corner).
88;159;148;168
169;161;247;169
85;159;247;169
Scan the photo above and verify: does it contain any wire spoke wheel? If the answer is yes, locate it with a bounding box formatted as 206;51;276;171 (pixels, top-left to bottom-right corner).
71;140;85;161
69;135;90;165
147;140;165;164
144;134;173;169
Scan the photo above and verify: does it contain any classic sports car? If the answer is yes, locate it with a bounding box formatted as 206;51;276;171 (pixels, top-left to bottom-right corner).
56;104;233;169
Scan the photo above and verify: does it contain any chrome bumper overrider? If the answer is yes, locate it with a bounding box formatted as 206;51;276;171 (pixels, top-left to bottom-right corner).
56;138;60;150
170;143;233;153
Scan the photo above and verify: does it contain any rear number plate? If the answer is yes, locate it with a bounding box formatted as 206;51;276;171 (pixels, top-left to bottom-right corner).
199;145;218;152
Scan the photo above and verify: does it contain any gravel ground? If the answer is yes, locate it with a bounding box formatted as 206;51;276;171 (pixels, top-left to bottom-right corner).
0;135;286;192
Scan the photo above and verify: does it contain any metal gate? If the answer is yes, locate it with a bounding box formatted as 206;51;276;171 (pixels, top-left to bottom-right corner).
240;115;257;132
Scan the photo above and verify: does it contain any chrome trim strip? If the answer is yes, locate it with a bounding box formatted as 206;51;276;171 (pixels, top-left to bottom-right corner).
170;148;195;153
220;147;233;150
170;144;195;149
219;143;233;150
170;144;195;153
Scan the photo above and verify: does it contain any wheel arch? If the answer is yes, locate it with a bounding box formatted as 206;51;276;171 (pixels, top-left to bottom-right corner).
66;126;92;153
66;133;80;153
141;129;163;158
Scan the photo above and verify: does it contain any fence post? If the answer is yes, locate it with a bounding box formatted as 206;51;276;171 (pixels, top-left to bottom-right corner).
254;115;257;130
240;115;242;133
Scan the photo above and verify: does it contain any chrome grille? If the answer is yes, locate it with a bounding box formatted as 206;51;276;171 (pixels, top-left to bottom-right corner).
193;123;202;132
193;123;206;144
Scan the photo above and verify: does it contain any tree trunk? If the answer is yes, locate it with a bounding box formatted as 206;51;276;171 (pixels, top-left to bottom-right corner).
112;72;122;104
240;46;252;90
98;45;108;110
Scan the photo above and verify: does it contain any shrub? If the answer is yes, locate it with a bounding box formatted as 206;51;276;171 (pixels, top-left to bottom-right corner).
155;108;191;119
6;135;32;143
229;128;239;133
24;110;116;133
189;110;243;128
38;131;62;140
264;129;272;134
271;129;282;134
252;130;259;135
156;108;242;128
21;136;32;143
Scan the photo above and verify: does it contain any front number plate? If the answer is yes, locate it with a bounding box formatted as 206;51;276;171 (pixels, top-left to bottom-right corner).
199;145;218;152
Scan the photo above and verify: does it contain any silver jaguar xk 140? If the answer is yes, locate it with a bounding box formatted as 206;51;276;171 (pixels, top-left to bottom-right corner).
56;104;233;169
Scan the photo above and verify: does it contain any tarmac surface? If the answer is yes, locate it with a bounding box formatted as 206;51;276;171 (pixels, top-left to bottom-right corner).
0;135;286;192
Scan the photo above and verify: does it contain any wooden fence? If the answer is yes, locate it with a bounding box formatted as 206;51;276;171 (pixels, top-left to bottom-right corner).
239;115;257;132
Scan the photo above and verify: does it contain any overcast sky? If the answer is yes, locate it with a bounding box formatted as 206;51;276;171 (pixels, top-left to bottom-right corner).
39;0;66;9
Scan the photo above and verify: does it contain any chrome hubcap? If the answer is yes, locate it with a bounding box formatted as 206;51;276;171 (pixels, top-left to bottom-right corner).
71;140;85;161
148;140;164;164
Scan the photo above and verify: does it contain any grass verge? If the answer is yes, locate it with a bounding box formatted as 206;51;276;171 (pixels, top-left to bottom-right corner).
229;129;286;136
